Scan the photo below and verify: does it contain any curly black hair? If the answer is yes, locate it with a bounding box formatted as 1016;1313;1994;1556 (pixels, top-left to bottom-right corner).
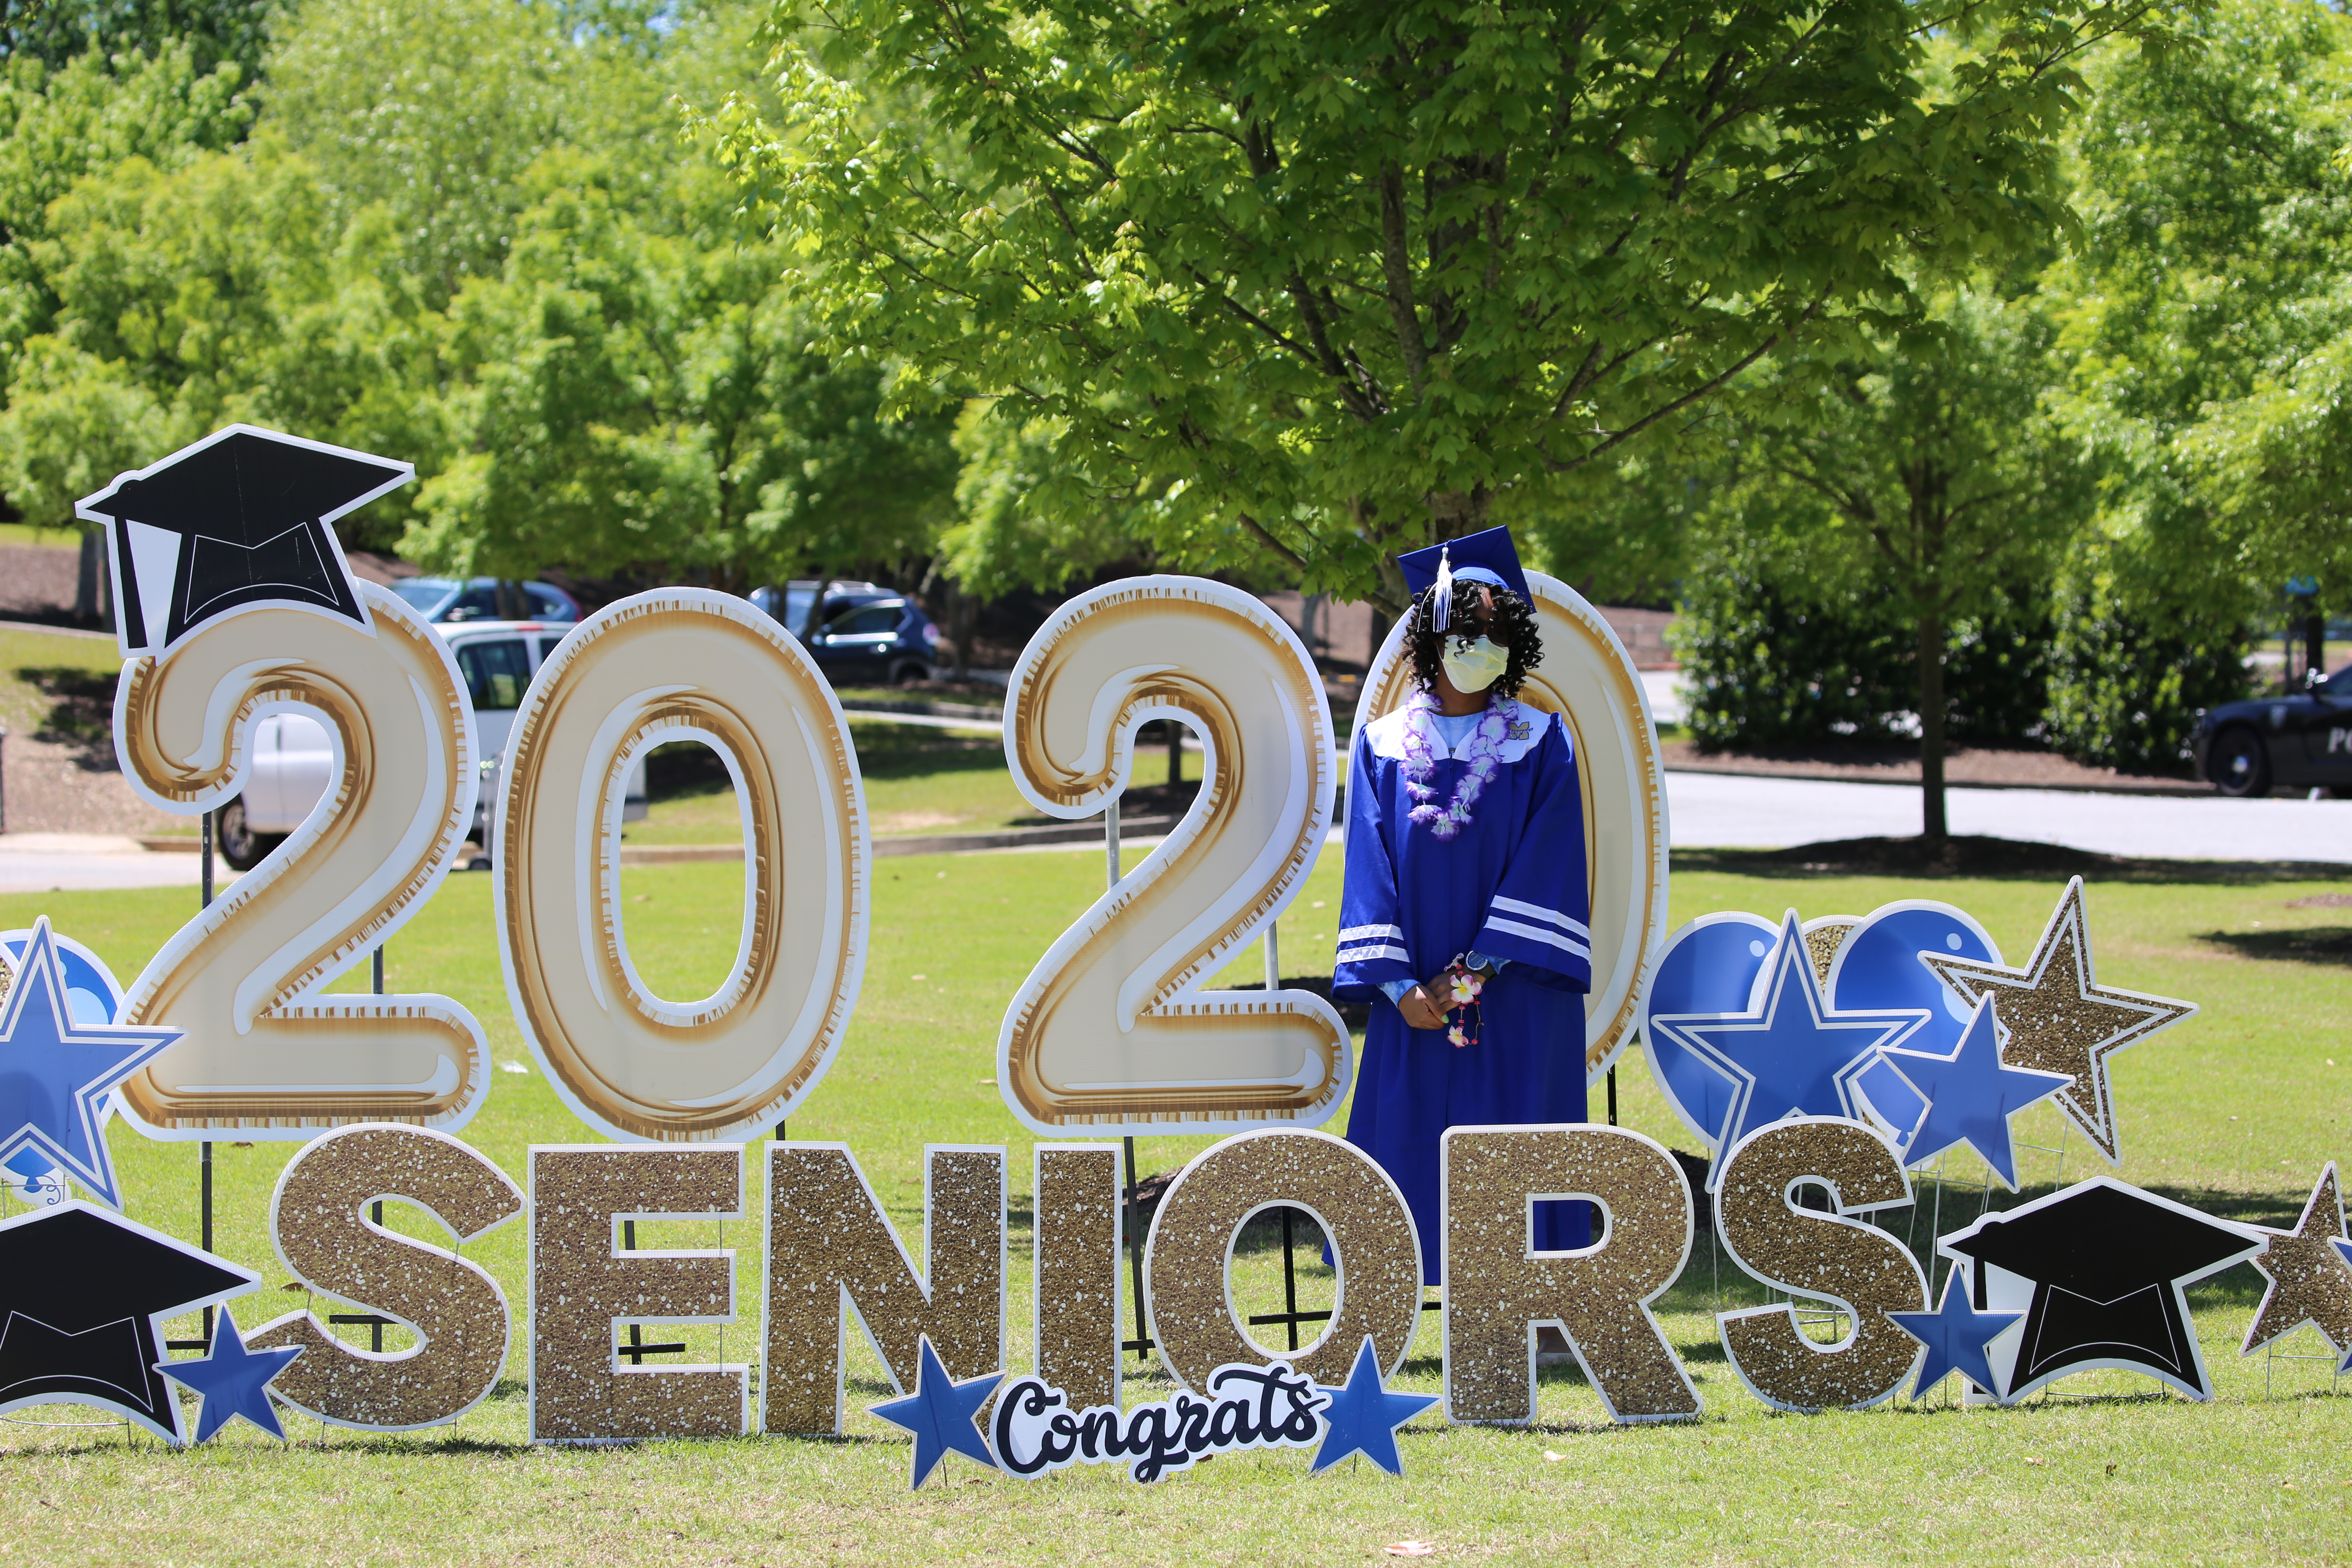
1404;580;1542;699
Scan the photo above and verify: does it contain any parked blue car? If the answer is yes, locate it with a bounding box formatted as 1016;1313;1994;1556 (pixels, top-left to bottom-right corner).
749;579;941;686
2192;665;2351;795
387;577;580;625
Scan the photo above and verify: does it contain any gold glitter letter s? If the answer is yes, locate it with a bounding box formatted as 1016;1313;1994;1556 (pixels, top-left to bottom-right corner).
1713;1118;1928;1412
1441;1125;1700;1424
763;1144;1007;1434
249;1124;524;1430
528;1145;749;1442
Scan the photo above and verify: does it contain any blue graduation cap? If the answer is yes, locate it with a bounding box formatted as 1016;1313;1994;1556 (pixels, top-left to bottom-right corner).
1396;527;1532;632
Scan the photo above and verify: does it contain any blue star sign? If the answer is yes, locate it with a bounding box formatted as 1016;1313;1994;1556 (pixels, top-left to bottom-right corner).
868;1336;1003;1489
1890;1271;2022;1400
0;918;178;1209
1311;1336;1438;1476
1650;912;1923;1180
156;1303;303;1443
1882;997;2071;1189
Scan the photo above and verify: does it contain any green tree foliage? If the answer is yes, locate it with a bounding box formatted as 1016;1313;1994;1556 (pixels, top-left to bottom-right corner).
1690;285;2094;837
2047;0;2352;742
0;0;278;77
409;153;956;590
710;0;2178;607
0;0;956;586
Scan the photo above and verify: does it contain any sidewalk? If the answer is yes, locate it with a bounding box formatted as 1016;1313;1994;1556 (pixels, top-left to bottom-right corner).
0;833;241;894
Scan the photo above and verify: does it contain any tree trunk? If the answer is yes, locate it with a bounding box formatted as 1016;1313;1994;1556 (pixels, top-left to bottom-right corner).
1918;608;1947;851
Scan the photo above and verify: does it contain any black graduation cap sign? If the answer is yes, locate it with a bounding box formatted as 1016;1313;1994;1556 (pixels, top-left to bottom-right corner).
0;1200;259;1443
76;424;410;659
1939;1177;2262;1403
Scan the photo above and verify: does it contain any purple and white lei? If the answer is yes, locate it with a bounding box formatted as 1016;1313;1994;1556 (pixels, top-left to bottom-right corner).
1400;690;1512;841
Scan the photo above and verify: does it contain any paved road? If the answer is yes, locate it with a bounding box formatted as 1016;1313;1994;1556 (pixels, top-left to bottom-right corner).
1664;771;2351;864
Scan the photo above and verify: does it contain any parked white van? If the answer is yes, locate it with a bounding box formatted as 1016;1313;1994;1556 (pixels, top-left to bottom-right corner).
215;619;647;870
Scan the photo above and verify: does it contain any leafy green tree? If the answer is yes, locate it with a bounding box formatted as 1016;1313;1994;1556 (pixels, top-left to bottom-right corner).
407;153;958;591
0;0;277;77
1682;284;2093;843
710;0;2178;608
2047;0;2352;723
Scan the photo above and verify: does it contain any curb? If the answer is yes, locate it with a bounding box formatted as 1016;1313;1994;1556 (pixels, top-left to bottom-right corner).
1662;763;2218;799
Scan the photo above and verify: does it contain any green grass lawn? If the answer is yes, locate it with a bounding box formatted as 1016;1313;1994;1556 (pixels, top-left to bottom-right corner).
0;837;2345;1563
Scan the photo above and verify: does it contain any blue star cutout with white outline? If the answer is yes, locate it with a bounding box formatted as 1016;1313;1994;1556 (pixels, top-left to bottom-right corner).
155;1303;303;1443
0;918;179;1209
1311;1336;1437;1476
1651;912;1924;1176
1882;997;2072;1189
1890;1270;2022;1400
867;1335;1003;1489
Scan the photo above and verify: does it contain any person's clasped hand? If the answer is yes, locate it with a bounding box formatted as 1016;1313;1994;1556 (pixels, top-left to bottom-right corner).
1399;974;1457;1030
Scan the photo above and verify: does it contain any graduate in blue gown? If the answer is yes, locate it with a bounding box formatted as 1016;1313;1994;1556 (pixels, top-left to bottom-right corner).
1332;527;1592;1284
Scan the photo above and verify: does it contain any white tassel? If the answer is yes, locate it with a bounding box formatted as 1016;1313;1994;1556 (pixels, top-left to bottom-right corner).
1432;544;1454;633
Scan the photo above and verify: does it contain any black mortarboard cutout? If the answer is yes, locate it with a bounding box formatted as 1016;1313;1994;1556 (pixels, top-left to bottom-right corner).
76;425;410;659
1940;1178;2262;1403
0;1201;259;1442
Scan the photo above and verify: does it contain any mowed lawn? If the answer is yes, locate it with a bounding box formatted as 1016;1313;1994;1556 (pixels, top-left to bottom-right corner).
0;822;2347;1563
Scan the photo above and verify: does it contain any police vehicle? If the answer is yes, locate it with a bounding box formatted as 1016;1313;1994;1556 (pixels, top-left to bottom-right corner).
2192;665;2351;797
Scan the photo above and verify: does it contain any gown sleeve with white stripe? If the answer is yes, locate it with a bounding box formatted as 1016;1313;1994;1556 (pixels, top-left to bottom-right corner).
1332;695;1592;1282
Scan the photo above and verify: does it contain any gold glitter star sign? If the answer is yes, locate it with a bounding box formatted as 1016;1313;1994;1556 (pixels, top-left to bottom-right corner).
2242;1163;2352;1372
1918;877;2194;1165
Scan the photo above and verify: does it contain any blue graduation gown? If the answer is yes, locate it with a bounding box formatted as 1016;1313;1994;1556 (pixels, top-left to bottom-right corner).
1332;695;1592;1283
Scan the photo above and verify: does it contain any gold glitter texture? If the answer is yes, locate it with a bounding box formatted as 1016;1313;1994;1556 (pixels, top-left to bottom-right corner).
998;579;1345;1132
1034;1144;1122;1411
1441;1125;1700;1424
1713;1119;1928;1411
528;1145;748;1442
1802;918;1859;987
1920;876;2195;1164
248;1124;523;1430
2243;1162;2352;1365
1143;1130;1420;1391
763;1143;1005;1434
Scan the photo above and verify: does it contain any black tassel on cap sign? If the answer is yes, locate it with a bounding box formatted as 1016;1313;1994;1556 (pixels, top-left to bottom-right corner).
75;424;412;658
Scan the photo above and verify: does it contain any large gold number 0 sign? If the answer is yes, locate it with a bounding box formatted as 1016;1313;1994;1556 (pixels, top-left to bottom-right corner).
998;577;1346;1133
1357;572;1670;1080
114;586;488;1134
497;590;867;1142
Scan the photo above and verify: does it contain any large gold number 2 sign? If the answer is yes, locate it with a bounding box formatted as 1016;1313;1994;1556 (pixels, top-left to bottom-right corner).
997;577;1348;1134
114;586;488;1135
495;590;868;1142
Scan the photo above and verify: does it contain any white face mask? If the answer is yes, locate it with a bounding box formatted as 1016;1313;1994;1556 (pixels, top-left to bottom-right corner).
1440;635;1508;693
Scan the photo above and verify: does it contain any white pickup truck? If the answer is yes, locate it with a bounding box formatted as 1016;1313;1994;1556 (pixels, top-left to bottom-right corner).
215;619;647;870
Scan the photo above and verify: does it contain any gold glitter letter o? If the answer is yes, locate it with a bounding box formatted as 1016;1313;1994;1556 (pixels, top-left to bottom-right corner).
1442;1124;1699;1424
498;590;867;1142
249;1124;524;1430
1143;1129;1421;1390
1713;1118;1928;1412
